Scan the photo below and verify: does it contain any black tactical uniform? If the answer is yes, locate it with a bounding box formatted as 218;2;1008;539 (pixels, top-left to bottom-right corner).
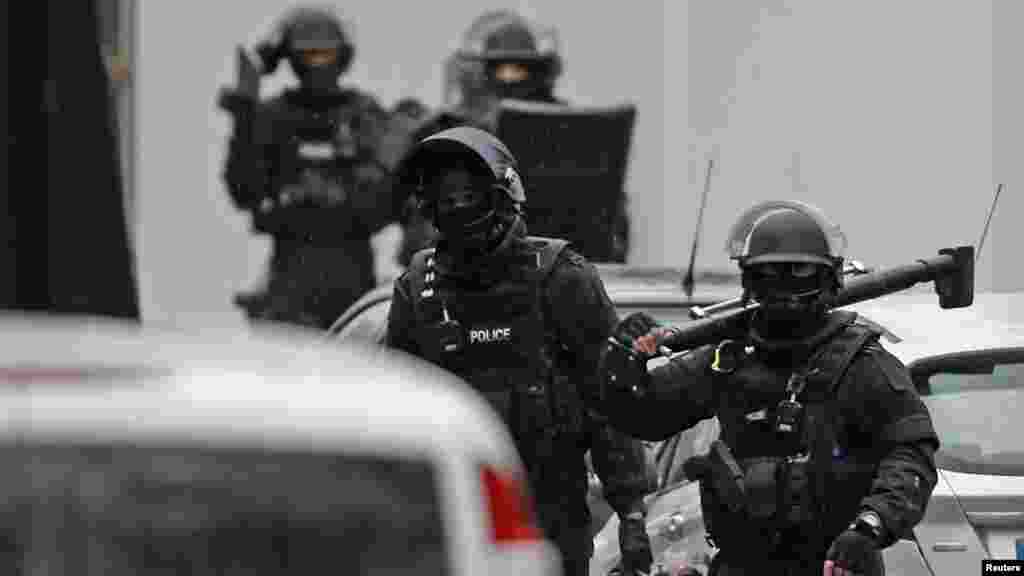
393;10;634;267
220;7;401;329
597;201;939;576
386;127;654;576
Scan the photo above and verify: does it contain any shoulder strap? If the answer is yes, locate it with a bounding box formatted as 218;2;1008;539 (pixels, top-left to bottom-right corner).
812;312;882;395
525;237;573;331
524;236;571;282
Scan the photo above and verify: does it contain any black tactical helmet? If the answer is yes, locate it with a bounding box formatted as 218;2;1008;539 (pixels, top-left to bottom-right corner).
447;11;563;106
462;11;560;65
743;210;836;268
726;200;847;296
727;201;845;266
269;6;355;84
397;126;527;220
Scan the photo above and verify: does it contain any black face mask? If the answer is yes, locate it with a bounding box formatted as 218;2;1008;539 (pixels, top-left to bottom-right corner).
438;206;495;241
492;80;546;101
289;56;343;97
485;61;551;102
746;263;831;336
434;193;500;255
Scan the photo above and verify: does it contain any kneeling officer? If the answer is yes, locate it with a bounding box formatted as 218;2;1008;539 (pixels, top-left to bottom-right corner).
595;201;939;576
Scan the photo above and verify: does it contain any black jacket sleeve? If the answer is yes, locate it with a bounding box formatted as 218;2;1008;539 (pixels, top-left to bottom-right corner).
598;345;720;442
384;271;421;356
545;249;618;383
222;96;275;211
840;344;939;545
590;425;657;514
545;250;654;513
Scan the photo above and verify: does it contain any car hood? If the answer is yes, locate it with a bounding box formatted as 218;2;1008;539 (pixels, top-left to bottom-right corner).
928;470;1024;560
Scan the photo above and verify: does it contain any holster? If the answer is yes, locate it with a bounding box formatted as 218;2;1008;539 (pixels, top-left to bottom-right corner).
706;441;746;514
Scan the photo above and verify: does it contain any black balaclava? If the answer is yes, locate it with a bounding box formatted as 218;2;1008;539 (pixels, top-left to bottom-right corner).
484;60;556;102
282;9;352;98
428;157;510;261
745;261;835;344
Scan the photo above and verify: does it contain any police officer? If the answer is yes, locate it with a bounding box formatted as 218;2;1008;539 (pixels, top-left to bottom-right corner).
221;6;401;329
385;126;655;576
394;10;589;268
442;9;566;113
594;201;939;576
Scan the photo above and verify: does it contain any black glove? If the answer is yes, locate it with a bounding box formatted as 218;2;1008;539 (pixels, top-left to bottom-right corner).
618;510;653;575
254;38;286;75
600;313;664;405
613;312;663;351
825;527;879;576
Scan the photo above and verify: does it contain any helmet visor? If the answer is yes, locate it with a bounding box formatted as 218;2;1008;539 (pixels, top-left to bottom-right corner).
724;200;847;261
459;11;559;61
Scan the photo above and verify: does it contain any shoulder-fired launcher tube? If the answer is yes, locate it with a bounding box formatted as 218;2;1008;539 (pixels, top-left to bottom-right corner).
656;246;975;354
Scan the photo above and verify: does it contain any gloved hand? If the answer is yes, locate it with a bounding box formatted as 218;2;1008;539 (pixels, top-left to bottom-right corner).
618;510;654;576
824;527;879;576
254;15;290;76
613;312;665;357
254;38;286;75
600;313;666;404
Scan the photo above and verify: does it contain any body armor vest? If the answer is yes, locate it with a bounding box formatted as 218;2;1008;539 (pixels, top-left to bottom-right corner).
256;92;387;242
695;311;883;556
407;237;591;537
407;237;572;436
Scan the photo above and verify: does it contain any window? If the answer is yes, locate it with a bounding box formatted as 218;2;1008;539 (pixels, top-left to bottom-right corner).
0;442;448;575
911;348;1024;476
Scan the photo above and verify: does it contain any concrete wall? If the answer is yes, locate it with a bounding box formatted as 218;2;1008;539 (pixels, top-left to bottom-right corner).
992;0;1023;291
135;1;1012;327
680;1;1001;291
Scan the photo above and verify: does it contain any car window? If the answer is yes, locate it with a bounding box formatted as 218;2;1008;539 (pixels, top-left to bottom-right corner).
0;442;449;575
919;358;1024;476
337;300;391;343
928;363;1024;394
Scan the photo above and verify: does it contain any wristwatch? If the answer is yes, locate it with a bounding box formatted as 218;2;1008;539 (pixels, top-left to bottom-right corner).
849;510;885;543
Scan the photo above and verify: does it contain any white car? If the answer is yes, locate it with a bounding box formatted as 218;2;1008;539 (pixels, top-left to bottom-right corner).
0;313;561;575
592;291;1024;575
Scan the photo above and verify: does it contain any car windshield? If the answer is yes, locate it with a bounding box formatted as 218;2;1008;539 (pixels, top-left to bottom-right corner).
919;359;1024;476
336;300;391;342
0;441;449;575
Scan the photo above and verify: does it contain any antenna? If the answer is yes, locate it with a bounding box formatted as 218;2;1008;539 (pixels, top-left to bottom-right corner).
682;158;714;298
976;183;1004;263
